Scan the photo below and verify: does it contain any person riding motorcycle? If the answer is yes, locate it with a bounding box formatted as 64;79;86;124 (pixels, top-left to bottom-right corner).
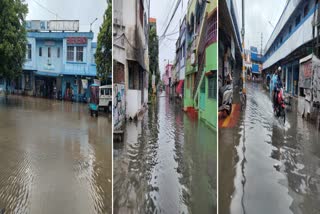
272;67;283;110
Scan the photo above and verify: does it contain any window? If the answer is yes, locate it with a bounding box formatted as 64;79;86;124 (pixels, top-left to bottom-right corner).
67;46;74;61
48;47;51;58
208;74;217;99
295;15;301;27
27;44;31;60
206;12;217;45
57;47;60;58
76;46;84;62
39;47;42;57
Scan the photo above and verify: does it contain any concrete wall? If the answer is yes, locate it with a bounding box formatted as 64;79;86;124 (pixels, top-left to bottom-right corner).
199;75;217;130
36;40;63;73
127;89;141;118
24;38;36;70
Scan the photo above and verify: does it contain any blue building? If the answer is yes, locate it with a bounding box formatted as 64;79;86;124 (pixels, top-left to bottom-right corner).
1;20;98;101
250;46;262;78
262;0;317;96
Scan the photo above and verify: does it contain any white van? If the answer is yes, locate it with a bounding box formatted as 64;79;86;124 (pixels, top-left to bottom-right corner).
99;85;112;112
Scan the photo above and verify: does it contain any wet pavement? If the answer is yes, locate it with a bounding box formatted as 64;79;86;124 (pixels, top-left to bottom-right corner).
0;95;112;214
219;82;320;214
113;93;217;214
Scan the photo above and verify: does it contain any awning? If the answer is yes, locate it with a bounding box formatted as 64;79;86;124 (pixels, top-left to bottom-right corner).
176;80;184;95
34;71;60;77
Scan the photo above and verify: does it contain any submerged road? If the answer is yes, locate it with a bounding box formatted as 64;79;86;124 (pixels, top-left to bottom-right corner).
219;82;320;214
0;96;112;214
114;92;217;214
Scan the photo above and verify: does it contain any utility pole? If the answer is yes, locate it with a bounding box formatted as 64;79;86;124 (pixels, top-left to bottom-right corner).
90;18;98;32
241;0;246;94
260;32;263;55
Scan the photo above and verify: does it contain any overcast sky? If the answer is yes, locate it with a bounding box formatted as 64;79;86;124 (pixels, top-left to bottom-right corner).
150;0;189;75
151;0;287;75
235;0;287;53
25;0;107;41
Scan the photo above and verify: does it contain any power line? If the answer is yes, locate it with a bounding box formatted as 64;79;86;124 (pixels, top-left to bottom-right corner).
160;0;182;38
31;0;63;19
159;0;178;35
159;2;188;43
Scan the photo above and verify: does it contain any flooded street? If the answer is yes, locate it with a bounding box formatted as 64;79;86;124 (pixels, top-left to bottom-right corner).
0;96;112;214
113;93;217;214
219;83;320;214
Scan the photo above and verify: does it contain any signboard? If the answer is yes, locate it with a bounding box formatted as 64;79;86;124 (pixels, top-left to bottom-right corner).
94;79;101;86
299;58;313;89
26;20;79;32
44;41;55;46
67;37;87;44
311;56;320;103
26;20;48;31
48;20;79;31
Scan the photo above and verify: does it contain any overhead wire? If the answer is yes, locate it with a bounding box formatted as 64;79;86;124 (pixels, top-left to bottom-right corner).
31;0;64;19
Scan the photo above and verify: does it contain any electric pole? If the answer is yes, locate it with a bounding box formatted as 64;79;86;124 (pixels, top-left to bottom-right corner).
241;0;246;94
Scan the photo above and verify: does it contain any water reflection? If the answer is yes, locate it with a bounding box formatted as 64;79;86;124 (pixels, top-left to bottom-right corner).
0;96;111;214
219;83;320;214
114;94;217;214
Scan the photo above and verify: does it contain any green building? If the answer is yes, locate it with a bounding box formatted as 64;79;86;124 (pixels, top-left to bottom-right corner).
184;0;217;130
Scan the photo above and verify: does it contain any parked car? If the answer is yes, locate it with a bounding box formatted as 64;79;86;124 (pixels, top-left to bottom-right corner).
99;85;112;112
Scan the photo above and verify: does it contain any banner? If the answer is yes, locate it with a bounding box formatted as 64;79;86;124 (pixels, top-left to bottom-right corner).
94;79;101;86
81;79;88;89
312;55;320;103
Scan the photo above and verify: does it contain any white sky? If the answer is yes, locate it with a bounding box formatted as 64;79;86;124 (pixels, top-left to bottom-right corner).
25;0;108;41
235;0;287;53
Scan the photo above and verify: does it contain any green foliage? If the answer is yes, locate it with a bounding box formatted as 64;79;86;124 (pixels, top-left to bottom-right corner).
95;1;112;84
0;0;28;81
148;26;160;92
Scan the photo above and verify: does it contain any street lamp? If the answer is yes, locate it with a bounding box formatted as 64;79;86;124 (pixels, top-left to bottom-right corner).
90;18;98;32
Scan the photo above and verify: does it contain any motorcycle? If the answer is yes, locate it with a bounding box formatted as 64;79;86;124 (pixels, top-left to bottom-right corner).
219;84;233;115
274;88;286;123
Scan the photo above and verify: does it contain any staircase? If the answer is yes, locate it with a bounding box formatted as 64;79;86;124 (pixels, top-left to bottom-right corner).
193;12;208;105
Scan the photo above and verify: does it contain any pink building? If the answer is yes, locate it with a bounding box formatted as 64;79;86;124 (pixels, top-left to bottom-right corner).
163;64;173;86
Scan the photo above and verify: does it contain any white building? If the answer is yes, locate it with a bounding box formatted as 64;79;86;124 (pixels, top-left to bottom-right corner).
113;0;150;126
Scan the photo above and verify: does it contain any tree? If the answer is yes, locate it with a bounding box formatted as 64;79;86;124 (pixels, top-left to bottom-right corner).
95;0;112;85
0;0;28;90
148;26;160;94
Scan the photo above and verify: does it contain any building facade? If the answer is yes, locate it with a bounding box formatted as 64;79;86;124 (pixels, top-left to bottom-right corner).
113;0;150;128
0;22;97;101
262;0;318;96
219;0;242;102
184;0;218;130
174;17;187;100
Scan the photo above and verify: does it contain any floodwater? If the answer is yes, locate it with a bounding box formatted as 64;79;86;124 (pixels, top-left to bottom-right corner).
0;96;112;214
113;93;217;214
219;82;320;214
